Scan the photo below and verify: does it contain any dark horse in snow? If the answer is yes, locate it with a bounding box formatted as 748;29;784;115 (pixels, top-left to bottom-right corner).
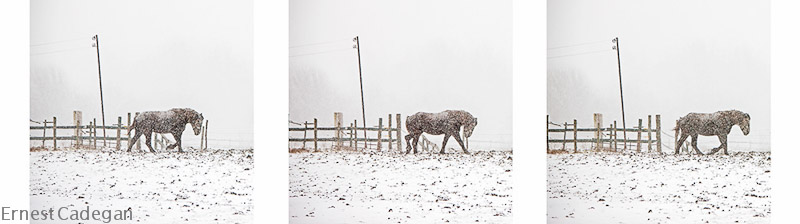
404;110;477;154
127;108;204;153
674;110;750;155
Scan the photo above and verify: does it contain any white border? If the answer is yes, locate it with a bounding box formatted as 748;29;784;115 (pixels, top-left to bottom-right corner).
0;1;30;223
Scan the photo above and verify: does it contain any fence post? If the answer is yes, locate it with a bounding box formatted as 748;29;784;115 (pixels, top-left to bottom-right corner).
573;119;577;153
53;117;57;149
127;113;131;147
204;120;209;150
354;119;358;151
613;121;617;152
386;114;393;152
313;118;318;152
674;120;679;154
596;123;601;150
562;122;567;150
42;119;47;148
636;119;642;152
302;122;308;149
546;115;550;153
349;123;354;147
656;115;662;154
396;114;402;152
200;122;205;150
377;118;383;151
609;124;613;149
116;116;122;150
93;118;97;149
334;112;343;149
74;111;82;147
647;115;652;153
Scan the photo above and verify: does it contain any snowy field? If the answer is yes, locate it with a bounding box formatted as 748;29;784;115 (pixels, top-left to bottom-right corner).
547;152;771;223
30;148;253;223
289;151;513;224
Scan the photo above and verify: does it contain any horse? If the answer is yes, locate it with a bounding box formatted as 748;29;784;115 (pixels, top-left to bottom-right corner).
404;110;477;154
126;108;204;153
674;110;750;155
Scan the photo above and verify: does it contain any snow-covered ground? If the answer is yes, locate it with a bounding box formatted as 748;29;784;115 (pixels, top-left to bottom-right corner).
30;148;253;223
289;151;513;224
547;152;771;223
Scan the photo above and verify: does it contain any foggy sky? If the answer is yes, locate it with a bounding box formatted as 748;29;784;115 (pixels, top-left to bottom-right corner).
289;0;512;150
547;0;770;150
30;0;253;149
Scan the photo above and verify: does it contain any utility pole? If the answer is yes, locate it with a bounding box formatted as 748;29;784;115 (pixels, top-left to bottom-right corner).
612;37;627;150
92;34;107;147
353;36;367;150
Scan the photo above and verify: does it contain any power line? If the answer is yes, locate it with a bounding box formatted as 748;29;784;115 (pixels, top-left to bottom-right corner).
547;39;608;50
30;37;87;47
289;48;352;58
289;38;350;49
547;49;611;59
30;47;91;56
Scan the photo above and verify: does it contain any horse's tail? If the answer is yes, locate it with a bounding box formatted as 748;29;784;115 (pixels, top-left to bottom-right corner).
127;119;136;135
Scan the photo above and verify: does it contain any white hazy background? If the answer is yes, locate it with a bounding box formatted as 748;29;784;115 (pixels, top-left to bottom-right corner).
547;0;770;151
289;0;512;150
30;0;253;149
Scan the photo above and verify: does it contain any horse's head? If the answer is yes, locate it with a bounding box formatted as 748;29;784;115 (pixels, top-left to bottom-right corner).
464;117;478;138
184;109;204;136
739;112;750;136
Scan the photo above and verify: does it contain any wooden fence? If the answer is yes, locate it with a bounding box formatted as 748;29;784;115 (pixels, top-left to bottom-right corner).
289;113;403;151
546;114;662;153
30;111;210;150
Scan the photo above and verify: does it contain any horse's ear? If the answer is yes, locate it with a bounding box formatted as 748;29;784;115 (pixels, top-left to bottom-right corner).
473;117;478;124
745;113;750;120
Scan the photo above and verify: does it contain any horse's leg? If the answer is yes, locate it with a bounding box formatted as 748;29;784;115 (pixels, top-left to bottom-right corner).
452;134;469;154
172;131;183;153
440;134;450;154
675;133;689;155
405;134;414;154
690;134;703;155
411;134;421;154
127;130;142;152
709;134;724;155
718;134;728;155
144;132;156;153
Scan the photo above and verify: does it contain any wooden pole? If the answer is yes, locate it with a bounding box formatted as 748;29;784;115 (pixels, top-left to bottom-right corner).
42;119;47;147
596;122;601;150
546;115;550;153
636;119;642;152
313;118;318;152
613;37;627;150
354;120;358;151
656;115;662;154
647;115;652;152
200;122;205;150
562;122;567;150
127;113;131;146
377;118;383;151
93;118;97;149
93;35;107;147
675;120;679;154
52;117;57;149
116;116;122;150
573;119;578;153
354;36;368;150
204;120;209;150
388;114;392;150
609;124;613;149
613;121;618;152
396;114;402;151
349;123;354;147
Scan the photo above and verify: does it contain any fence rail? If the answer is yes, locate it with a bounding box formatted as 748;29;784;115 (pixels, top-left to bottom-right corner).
289;113;403;152
547;114;662;153
30;111;210;151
